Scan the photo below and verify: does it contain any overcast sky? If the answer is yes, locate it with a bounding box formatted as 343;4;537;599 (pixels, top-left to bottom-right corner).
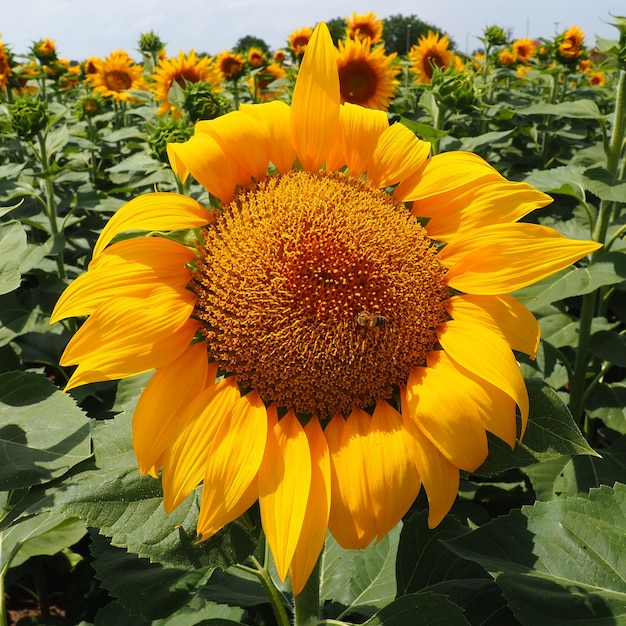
2;0;624;60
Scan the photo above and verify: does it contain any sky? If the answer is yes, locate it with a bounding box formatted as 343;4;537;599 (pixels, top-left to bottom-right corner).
2;0;624;60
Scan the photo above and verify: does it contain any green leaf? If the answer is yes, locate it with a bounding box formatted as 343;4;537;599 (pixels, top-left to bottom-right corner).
476;379;598;477
582;167;626;203
90;532;214;621
362;592;470;626
0;221;27;295
587;383;626;434
516;99;603;119
45;125;69;160
459;130;514;152
447;483;626;625
524;165;586;199
590;331;626;367
320;524;400;616
0;371;92;490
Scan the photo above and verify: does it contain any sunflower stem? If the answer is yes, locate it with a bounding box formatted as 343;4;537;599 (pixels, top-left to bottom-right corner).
293;555;320;626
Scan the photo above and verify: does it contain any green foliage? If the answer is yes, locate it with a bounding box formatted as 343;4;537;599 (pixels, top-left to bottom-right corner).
382;14;454;55
232;35;271;56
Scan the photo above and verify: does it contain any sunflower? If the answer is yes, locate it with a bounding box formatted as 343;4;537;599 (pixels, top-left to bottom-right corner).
589;71;605;86
151;50;223;115
52;23;600;596
216;50;246;79
288;26;313;59
336;37;399;110
558;26;585;61
87;50;147;103
409;31;463;84
250;62;287;102
33;37;57;64
498;49;516;66
247;47;266;68
346;11;384;44
512;38;536;63
0;41;12;91
274;49;287;64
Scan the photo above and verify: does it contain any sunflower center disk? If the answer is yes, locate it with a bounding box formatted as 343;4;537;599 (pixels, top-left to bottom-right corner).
191;170;449;419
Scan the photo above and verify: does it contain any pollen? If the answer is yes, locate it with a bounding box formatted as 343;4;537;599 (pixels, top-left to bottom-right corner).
191;170;449;419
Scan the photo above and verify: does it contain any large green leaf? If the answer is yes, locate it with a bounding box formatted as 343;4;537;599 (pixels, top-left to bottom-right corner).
590;331;626;367
582;167;626;203
0;371;92;489
0;221;27;295
516;99;603;119
587;383;626;434
524;165;587;200
447;483;626;625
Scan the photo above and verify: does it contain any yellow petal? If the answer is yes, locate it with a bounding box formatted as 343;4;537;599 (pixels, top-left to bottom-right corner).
62;288;197;390
92;193;211;259
290;22;340;171
195;110;271;184
133;342;214;475
259;410;311;582
438;320;529;435
446;294;540;358
326;103;388;175
161;377;241;512
394;151;503;204
166;134;237;204
51;238;194;324
240;101;296;174
405;353;489;471
368;400;421;539
289;417;330;596
421;180;553;242
366;123;431;189
440;223;602;294
197;390;268;539
401;387;459;528
326;410;376;549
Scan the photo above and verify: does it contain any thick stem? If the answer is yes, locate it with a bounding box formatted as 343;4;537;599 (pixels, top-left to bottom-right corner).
293;556;321;626
607;69;626;177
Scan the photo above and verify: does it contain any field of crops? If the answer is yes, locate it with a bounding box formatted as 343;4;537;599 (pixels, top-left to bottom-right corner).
0;12;625;626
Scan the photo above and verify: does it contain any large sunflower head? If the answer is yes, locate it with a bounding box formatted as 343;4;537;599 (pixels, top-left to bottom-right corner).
346;11;384;44
336;37;400;110
52;23;600;596
288;26;313;59
408;31;461;84
151;50;223;115
87;50;147;102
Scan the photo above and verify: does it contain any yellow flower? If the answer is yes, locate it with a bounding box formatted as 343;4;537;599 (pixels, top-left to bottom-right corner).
498;49;516;66
87;50;147;102
336;37;399;110
512;38;536;63
151;50;223;115
409;31;462;84
216;50;246;79
274;49;287;64
0;41;12;90
589;71;605;86
346;11;384;44
288;26;313;58
247;47;266;68
559;25;585;60
516;64;533;79
52;23;600;596
249;62;287;102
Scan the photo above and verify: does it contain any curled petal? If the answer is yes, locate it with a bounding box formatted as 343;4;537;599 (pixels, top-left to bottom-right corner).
289;417;330;596
367;123;431;188
197;390;268;540
446;294;540;359
440;223;602;294
93;193;211;259
437;320;529;435
326;410;376;549
133;342;215;476
161;377;241;512
290;22;340;170
259;410;311;582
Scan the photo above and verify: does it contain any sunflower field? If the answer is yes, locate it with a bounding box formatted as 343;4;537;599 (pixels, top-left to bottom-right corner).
0;11;626;626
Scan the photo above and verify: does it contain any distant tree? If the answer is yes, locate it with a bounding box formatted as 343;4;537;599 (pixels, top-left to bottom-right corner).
325;17;347;45
382;14;456;55
232;35;271;55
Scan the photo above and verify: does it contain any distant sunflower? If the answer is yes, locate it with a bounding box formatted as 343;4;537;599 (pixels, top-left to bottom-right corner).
273;49;287;64
247;47;266;68
288;26;313;59
409;31;462;84
0;41;12;90
250;62;287;102
151;50;223;115
336;37;399;110
346;11;384;44
498;49;516;66
33;37;57;64
589;71;605;86
512;38;536;63
558;26;585;61
87;50;147;103
52;23;600;597
216;50;246;79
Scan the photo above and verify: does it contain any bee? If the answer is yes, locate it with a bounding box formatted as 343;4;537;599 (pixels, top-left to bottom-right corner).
356;310;388;328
